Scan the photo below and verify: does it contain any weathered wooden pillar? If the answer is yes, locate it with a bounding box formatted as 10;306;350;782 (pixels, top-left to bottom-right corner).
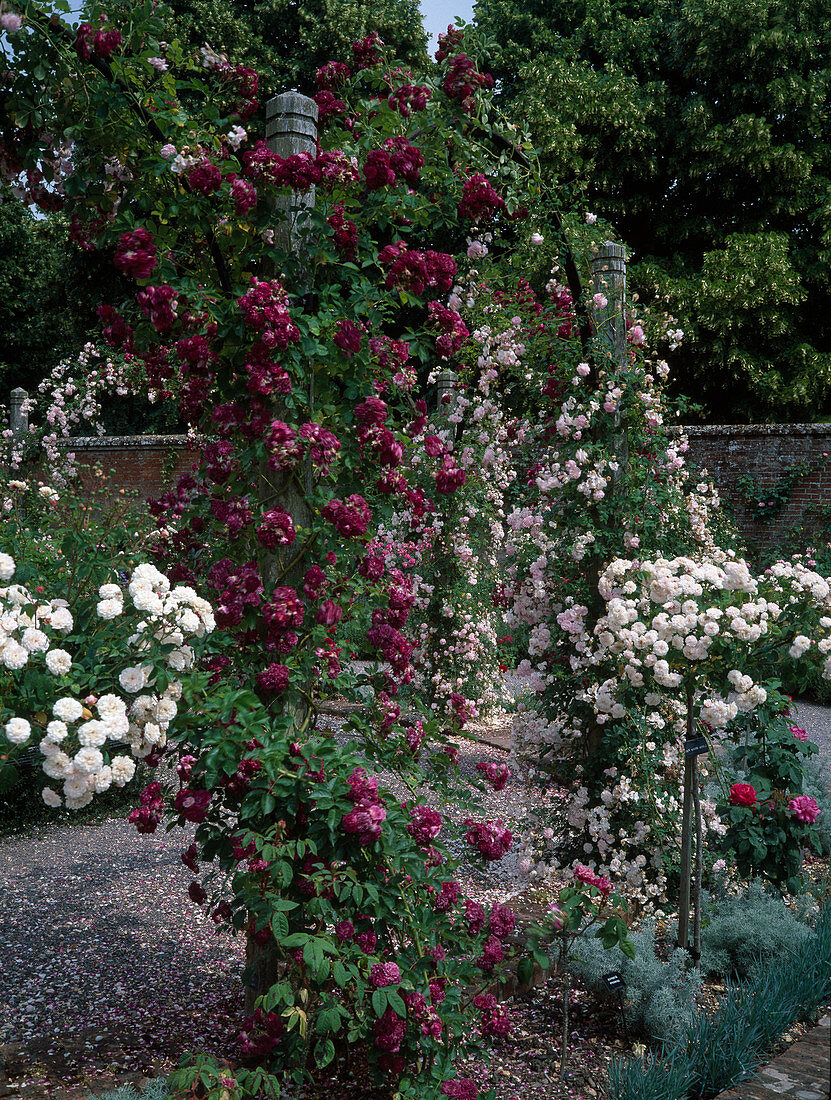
246;92;319;1015
590;241;629;481
258;92;319;593
10;388;29;435
265;91;318;260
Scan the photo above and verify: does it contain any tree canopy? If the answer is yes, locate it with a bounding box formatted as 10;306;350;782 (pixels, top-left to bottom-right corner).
161;0;429;99
475;0;831;421
0;202;99;394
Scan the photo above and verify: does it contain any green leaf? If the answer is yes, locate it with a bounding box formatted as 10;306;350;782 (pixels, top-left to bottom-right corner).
333;961;349;988
517;957;534;985
371;988;387;1017
387;988;406;1017
281;933;309;948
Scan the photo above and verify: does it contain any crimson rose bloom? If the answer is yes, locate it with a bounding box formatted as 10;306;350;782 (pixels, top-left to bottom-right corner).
370;961;401;987
174;788;212;822
730;783;758;807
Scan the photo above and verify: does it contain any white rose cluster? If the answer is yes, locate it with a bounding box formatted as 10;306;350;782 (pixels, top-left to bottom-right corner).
38;694;136;809
1;556;215;810
0;556;75;676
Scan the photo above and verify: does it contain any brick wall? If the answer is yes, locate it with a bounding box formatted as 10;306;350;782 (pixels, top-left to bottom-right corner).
59;426;831;554
58;435;198;501
680;424;831;553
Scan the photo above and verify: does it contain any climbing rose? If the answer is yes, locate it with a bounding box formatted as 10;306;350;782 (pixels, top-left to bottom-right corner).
370;962;401;987
464;819;512;861
113;228;157;280
458;174;505;221
489;903;515;938
256;509;295;549
334;318;362;354
188;158;223;195
372;1006;406;1052
573;863;612;896
364;150;396;190
188;880;207;904
441;1080;478;1099
174;788;212;823
256;663;290;693
476;761;511;791
408;805;442;845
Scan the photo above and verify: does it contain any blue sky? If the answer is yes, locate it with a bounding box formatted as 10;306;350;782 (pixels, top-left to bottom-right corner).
420;0;476;48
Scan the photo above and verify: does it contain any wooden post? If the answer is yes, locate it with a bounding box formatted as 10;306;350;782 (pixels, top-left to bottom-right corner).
10;388;28;435
265;91;318;261
677;755;695;953
590;242;629;480
246;92;319;1014
590;242;627;365
258;91;319;594
692;770;704;967
677;683;696;954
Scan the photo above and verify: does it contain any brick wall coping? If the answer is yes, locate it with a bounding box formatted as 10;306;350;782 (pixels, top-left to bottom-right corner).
55;434;194;449
673;423;831;439
56;425;831;448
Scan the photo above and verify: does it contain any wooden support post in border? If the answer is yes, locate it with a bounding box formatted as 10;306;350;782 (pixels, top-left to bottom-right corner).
265;91;318;261
10;388;29;435
590;241;630;481
246;91;319;1014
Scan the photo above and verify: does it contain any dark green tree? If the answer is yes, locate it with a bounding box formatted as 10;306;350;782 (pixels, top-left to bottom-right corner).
475;0;831;421
0;200;99;396
162;0;429;100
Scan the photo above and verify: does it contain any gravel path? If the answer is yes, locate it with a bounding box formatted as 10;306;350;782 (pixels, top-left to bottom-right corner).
791;698;831;760
0;819;245;1089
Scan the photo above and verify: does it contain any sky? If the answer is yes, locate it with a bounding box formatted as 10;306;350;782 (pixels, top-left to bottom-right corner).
420;0;476;48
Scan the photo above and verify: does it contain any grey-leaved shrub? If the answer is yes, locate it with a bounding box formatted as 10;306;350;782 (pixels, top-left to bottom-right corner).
700;881;813;980
569;922;700;1043
801;751;831;855
89;1082;170;1100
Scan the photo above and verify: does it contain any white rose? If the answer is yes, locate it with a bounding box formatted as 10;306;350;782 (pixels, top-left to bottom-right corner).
53;697;83;722
97;598;123;620
43;753;72;779
98;583;123;600
1;642;28;669
21;628;49;653
110;756;137;786
0;553;15;581
77;721;108;748
45;649;72;675
5;717;31;744
97;694;127;721
65;792;93;810
42;787;63;808
48;606;74;632
45;720;68;742
118;666;146;693
73;747;104;774
92;766;113;793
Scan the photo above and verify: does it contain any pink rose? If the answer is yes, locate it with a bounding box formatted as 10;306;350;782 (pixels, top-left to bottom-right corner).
788;795;821;824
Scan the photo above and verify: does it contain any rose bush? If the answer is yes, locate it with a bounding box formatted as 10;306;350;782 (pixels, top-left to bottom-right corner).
0;4;595;1095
